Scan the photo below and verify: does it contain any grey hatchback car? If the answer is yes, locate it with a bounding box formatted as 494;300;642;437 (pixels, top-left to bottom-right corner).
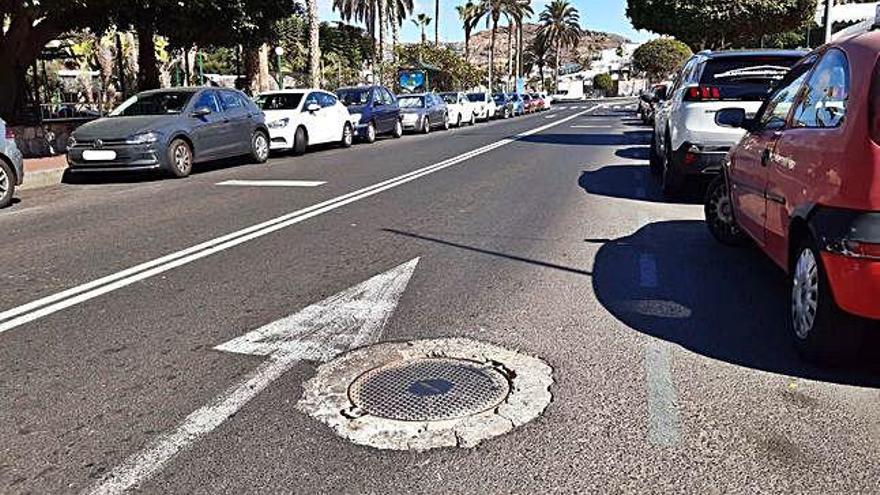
0;118;24;208
397;93;449;133
67;88;270;178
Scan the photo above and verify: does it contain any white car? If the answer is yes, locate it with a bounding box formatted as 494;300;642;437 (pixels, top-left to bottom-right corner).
255;89;354;155
651;50;804;195
536;92;552;110
439;92;476;127
467;92;496;121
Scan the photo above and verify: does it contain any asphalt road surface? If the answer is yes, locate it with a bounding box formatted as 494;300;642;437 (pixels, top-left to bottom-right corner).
2;101;879;494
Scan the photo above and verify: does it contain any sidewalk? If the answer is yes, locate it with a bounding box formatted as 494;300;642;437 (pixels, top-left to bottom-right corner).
21;155;67;191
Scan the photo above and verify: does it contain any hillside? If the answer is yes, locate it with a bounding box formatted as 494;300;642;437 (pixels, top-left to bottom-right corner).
462;23;628;70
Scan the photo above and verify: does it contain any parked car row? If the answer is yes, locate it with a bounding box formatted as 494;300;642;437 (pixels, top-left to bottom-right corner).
0;118;24;208
642;32;880;362
58;85;550;184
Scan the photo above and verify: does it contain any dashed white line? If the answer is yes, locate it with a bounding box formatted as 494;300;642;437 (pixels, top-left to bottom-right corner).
0;105;601;336
217;180;326;187
645;341;681;448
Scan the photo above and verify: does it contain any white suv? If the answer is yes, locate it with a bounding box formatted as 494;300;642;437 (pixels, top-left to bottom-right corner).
651;50;805;194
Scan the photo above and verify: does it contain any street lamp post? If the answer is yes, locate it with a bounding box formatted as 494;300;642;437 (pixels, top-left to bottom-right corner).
274;46;285;89
824;0;834;43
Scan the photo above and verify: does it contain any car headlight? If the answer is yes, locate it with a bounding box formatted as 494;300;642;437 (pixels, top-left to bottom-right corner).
126;131;160;145
349;113;363;124
267;118;290;129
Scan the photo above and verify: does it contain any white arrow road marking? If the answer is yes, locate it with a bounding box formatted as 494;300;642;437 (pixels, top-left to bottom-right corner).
85;258;419;495
217;180;326;187
0;107;597;336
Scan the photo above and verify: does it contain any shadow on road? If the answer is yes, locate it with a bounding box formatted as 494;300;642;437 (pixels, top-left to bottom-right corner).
61;155;255;185
518;130;650;147
578;165;704;205
592;220;880;387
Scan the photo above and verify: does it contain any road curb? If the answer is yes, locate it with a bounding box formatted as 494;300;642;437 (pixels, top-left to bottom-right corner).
21;166;66;191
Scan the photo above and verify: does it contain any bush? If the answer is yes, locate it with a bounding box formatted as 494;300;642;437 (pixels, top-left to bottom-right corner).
593;73;614;94
632;38;693;82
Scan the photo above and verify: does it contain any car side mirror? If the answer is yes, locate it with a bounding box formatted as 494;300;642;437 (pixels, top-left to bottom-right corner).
192;106;212;117
306;103;321;113
715;108;751;130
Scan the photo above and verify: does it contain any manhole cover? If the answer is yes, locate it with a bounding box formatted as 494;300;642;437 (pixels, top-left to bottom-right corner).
349;358;511;421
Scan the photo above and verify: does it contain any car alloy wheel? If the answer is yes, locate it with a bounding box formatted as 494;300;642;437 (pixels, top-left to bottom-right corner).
365;122;377;143
393;119;403;139
341;124;353;148
791;248;820;341
0;160;12;208
423;117;431;134
704;176;747;246
170;140;193;177
443;113;450;130
252;131;269;163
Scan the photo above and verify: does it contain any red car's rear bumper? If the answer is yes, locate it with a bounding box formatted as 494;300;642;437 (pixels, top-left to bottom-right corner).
822;252;880;320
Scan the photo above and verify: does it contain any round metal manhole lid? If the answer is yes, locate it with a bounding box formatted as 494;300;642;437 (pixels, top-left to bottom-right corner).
348;358;511;422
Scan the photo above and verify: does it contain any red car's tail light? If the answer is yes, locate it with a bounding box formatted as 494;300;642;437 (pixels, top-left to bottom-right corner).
684;86;721;102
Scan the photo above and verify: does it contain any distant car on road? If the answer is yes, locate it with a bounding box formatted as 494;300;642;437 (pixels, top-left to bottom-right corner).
651;49;805;194
522;94;539;114
467;92;496;121
530;93;549;111
492;93;515;119
439;92;476;127
0;118;24;208
67;87;270;178
638;83;668;124
507;93;526;116
397;93;449;133
255;89;353;155
336;85;402;143
705;34;880;362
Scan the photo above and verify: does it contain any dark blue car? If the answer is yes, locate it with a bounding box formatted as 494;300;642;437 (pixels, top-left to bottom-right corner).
335;85;402;143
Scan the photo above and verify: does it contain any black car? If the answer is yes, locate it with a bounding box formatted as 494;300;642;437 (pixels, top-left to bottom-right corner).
67;88;270;178
336;85;402;143
397;93;449;133
492;93;515;119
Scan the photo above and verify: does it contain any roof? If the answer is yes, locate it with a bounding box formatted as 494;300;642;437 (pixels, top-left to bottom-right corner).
701;49;808;60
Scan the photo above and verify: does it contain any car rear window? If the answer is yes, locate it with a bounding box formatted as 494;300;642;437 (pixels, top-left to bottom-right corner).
467;93;485;102
398;96;425;108
700;56;801;101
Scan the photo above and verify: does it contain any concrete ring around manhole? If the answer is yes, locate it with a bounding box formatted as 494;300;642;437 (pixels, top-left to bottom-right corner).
297;338;553;451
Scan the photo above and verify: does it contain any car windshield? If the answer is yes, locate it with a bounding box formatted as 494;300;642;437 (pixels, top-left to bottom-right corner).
701;56;801;100
255;93;304;110
336;88;371;106
109;91;194;117
467;93;485;102
493;94;506;103
440;93;458;104
398;96;425;108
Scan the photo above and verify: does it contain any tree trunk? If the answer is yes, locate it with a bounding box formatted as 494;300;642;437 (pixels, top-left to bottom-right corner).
464;28;471;62
506;22;513;91
306;0;321;88
378;0;387;67
517;22;523;79
556;39;562;93
539;64;545;92
259;44;274;91
434;0;439;45
390;0;399;60
488;18;497;94
135;23;160;91
0;14;63;123
243;44;260;95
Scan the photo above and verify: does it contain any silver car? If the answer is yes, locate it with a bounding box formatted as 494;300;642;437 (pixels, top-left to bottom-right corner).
0;118;24;208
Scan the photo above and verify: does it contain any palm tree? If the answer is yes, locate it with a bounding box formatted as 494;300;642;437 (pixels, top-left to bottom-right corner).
507;0;533;85
306;0;321;87
476;0;516;94
389;0;414;55
456;1;481;61
524;32;551;91
538;0;581;93
434;0;440;45
412;14;432;45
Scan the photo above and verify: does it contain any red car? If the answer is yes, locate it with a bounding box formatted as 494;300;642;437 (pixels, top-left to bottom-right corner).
705;30;880;361
522;94;538;114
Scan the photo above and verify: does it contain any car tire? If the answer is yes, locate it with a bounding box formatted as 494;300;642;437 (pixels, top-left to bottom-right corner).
469;113;475;126
250;130;270;163
443;113;450;130
649;133;663;175
293;127;308;155
364;122;377;143
0;159;14;208
456;114;462;127
422;117;431;134
790;237;864;364
392;119;403;139
340;123;353;148
662;134;683;196
166;138;193;178
704;176;748;247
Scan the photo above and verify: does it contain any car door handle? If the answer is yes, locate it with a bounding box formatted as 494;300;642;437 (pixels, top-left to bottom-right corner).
761;148;772;167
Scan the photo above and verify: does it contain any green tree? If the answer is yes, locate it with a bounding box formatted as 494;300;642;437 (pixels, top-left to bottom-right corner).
626;0;816;51
538;0;581;93
632;38;693;82
456;1;482;62
392;44;483;91
593;73;613;94
412;14;432;44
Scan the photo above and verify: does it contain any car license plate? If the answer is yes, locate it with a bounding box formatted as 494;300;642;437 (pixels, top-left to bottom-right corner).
82;150;117;161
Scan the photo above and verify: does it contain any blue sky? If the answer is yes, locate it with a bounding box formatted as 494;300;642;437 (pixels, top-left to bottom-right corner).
315;0;653;44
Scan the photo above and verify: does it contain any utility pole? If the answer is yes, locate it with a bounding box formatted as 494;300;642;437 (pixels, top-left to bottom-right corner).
824;0;834;43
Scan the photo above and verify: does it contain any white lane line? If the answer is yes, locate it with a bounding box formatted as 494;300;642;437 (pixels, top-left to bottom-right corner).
0;105;601;335
544;113;557;119
85;259;419;495
217;180;326;187
638;253;658;288
645;341;681;448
